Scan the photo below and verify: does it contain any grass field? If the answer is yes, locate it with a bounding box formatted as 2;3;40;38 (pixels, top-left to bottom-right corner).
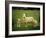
12;8;40;31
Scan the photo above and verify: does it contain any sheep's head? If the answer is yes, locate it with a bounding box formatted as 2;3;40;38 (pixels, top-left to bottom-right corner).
33;20;38;27
22;13;26;18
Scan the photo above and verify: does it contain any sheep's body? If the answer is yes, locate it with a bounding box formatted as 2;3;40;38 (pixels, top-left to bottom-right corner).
24;17;34;23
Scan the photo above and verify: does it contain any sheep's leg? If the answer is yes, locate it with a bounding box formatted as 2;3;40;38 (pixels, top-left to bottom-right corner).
32;24;34;28
18;23;20;27
17;22;18;27
25;22;28;27
17;22;20;27
32;22;35;29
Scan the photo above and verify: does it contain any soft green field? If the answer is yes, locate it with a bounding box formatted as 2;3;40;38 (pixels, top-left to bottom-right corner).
12;9;40;31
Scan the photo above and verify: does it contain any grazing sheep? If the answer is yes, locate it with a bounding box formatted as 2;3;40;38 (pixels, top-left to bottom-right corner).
17;13;38;28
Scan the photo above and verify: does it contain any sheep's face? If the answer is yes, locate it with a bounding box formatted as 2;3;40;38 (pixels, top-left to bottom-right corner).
32;20;38;27
22;13;26;18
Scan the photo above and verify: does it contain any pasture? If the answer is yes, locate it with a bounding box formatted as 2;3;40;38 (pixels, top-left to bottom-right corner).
12;8;40;31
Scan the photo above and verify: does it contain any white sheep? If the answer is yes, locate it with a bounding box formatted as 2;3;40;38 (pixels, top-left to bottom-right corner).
17;13;38;28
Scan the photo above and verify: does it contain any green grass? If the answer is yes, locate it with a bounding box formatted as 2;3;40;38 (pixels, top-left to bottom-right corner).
12;9;40;31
